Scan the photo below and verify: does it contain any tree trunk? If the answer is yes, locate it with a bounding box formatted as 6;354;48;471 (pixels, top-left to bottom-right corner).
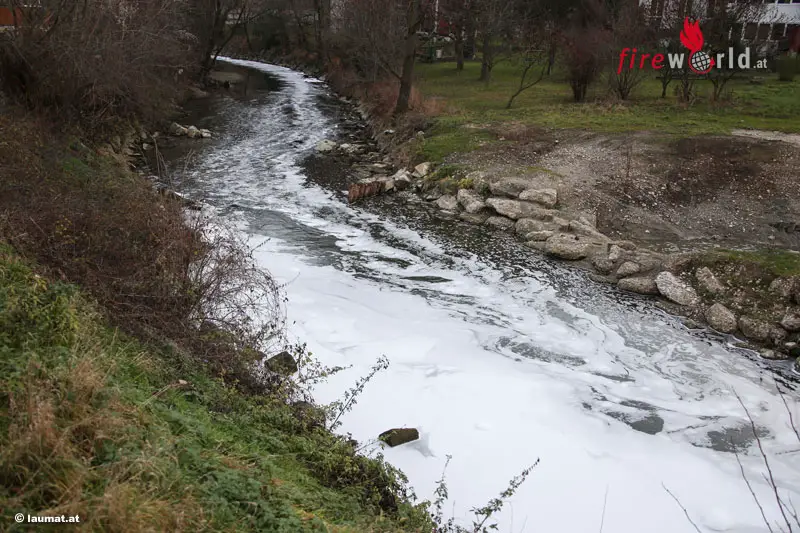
394;0;421;116
479;33;492;83
465;11;475;60
454;22;464;71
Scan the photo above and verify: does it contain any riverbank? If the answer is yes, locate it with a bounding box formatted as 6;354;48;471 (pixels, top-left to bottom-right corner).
0;99;433;530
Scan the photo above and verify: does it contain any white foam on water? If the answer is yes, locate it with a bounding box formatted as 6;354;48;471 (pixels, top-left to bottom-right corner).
183;58;800;533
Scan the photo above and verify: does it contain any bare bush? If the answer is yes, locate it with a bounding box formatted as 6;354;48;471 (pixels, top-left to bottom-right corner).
561;0;611;103
0;0;198;132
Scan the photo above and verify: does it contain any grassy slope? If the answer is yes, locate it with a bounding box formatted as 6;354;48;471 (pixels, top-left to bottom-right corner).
414;60;800;162
0;244;431;532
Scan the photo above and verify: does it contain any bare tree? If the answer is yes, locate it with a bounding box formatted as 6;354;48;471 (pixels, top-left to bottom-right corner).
608;0;651;100
473;0;515;83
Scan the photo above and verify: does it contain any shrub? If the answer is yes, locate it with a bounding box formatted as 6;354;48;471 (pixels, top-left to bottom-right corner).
0;1;197;133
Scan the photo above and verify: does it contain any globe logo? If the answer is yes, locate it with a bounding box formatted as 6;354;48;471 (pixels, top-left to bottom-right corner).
689;51;713;74
680;18;716;75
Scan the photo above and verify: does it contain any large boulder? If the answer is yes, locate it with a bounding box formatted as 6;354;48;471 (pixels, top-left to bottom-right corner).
436;195;459;211
485;198;555;221
519;188;558;208
266;351;299;375
738;317;772;342
186;126;201;139
618;276;659;295
616;261;641;278
655;272;700;307
392;170;413;191
696;267;724;295
465;170;490;193
705;303;738;333
568;220;610;242
515;218;549;236
457;188;486;214
489;177;531;198
379;428;420;447
544;234;592;261
413;162;433;178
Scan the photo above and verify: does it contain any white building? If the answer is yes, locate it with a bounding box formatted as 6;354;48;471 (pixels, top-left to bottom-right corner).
640;0;799;48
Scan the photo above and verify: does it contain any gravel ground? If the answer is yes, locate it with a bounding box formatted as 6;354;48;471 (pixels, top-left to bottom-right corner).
453;126;800;253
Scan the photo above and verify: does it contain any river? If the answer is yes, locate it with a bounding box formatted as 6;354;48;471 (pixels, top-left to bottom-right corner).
171;58;800;533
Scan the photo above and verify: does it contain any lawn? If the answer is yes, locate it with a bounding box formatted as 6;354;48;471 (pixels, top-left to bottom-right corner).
414;59;800;161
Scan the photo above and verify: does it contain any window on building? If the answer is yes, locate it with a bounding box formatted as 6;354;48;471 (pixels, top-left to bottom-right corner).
756;23;771;40
772;23;786;39
744;22;758;39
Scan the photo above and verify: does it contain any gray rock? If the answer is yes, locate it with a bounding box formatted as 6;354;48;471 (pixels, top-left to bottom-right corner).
662;253;695;273
705;303;738;334
519;188;558;208
485;216;516;230
738;317;772;342
199;128;212;139
608;245;624;263
465;170;490;193
436;195;459;211
169;122;188;136
618;277;660;295
393;171;412;191
770;326;788;345
423;191;443;202
616;261;641;278
759;349;788;361
544;234;592;261
489;177;531;198
655;272;700;307
515;218;548;236
525;230;555;242
266;351;298;375
696;267;725;295
485;198;555;221
592;255;615;274
379;428;420;447
781;313;800;332
457;188;486;214
186;125;201;139
315;139;337;153
568;220;610;242
413;162;432;178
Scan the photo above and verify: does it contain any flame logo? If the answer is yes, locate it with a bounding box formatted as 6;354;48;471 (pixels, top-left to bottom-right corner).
680;18;705;53
679;17;715;74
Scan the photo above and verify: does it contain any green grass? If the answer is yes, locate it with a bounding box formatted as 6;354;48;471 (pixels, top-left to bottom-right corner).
414;60;800;161
703;249;800;278
0;244;431;532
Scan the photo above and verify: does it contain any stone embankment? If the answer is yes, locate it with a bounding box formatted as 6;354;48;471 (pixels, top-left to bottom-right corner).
316;138;800;364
